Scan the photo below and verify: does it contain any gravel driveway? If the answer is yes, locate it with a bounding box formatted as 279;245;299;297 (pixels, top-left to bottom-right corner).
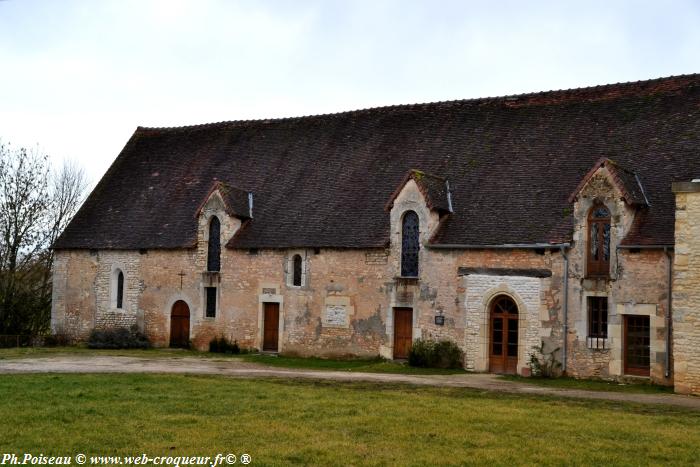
1;354;699;410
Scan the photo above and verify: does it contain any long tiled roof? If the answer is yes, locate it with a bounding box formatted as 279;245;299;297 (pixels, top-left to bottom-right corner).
54;74;700;250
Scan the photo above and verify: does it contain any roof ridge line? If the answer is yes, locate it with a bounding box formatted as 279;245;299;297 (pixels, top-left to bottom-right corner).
135;73;700;131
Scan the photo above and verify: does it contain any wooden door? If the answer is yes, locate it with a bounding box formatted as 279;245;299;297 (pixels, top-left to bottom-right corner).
263;302;280;352
489;296;519;374
169;300;190;348
393;308;413;359
624;315;650;376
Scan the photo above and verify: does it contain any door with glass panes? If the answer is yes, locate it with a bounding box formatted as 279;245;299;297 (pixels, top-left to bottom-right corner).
489;296;519;374
624;315;650;376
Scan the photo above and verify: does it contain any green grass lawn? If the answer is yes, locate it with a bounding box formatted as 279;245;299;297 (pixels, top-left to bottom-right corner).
500;375;676;394
0;374;698;466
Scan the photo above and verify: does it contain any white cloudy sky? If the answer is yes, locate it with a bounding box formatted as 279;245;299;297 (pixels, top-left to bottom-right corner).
1;0;699;184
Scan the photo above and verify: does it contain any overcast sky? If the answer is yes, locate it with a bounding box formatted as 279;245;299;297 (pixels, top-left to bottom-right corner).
1;0;699;184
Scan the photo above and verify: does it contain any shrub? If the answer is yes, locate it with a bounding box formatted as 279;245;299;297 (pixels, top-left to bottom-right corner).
87;325;151;349
408;338;463;369
209;336;242;354
408;339;434;367
42;332;72;347
529;340;561;378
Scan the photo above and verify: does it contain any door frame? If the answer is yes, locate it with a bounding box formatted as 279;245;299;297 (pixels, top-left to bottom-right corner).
262;302;281;352
257;291;284;353
488;295;519;374
623;314;651;377
169;299;191;348
393;307;414;360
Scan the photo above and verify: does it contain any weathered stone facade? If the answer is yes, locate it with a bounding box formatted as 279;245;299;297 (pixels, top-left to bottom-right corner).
672;181;700;395
565;166;672;385
51;170;700;395
463;273;548;374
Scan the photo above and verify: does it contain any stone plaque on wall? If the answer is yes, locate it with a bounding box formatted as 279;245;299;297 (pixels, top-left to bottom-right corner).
396;290;413;304
322;295;354;328
365;250;389;265
324;304;348;327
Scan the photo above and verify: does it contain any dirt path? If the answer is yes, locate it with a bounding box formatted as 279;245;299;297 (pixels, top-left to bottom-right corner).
1;355;699;410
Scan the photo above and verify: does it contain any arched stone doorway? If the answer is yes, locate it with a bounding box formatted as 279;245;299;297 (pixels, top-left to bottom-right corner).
489;295;519;374
170;300;190;348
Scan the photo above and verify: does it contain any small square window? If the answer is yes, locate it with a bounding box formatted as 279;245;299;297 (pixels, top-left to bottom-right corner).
205;287;217;318
588;297;608;338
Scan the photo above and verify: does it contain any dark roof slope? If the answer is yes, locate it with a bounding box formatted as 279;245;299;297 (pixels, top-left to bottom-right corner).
55;74;700;250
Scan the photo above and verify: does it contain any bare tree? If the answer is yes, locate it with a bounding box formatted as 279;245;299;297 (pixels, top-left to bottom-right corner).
42;160;88;278
0;142;88;335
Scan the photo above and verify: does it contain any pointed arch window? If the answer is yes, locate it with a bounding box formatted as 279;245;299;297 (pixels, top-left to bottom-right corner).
207;216;221;272
401;210;420;277
587;203;611;277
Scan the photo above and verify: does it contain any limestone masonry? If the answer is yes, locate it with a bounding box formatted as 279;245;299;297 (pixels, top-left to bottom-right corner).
51;75;700;394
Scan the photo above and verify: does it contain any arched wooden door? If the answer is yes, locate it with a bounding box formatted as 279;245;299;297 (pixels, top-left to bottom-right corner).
170;300;190;348
489;296;519;374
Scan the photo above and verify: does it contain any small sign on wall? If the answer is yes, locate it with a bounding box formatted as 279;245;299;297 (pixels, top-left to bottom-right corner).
324;304;348;327
434;315;445;326
322;296;354;328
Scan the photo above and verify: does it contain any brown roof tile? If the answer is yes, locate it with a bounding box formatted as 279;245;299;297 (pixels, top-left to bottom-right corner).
54;74;700;250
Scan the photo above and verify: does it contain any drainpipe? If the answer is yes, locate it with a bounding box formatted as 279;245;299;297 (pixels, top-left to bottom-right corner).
560;245;569;375
664;246;673;379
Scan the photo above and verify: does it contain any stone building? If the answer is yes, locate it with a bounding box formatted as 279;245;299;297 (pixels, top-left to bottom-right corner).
51;74;700;395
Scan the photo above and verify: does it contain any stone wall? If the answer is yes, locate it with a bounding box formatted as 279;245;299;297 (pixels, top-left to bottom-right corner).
51;171;678;383
565;249;671;383
565;167;671;385
51;250;96;341
463;273;546;373
93;251;142;330
51;250;143;340
52;244;562;368
672;182;700;395
51;229;666;383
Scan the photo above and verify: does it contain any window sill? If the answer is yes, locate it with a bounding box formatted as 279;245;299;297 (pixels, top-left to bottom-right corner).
108;308;131;314
586;336;609;350
394;276;419;282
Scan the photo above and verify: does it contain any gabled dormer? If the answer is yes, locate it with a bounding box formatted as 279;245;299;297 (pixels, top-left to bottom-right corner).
386;170;453;278
385;169;454;216
568;158;649;279
195;181;253;273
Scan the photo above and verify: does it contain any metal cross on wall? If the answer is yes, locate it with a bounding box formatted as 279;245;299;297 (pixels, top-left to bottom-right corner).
177;271;186;289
